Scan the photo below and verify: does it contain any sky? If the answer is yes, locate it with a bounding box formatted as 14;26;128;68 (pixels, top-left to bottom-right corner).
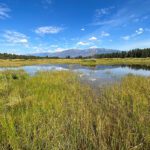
0;0;150;54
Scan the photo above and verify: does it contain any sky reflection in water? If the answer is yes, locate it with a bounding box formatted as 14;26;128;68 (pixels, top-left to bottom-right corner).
0;64;150;86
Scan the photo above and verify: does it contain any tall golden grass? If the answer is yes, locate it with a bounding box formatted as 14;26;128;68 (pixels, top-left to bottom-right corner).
0;70;149;149
0;58;150;67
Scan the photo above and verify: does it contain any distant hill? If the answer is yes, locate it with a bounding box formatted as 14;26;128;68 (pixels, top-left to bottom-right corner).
31;48;119;58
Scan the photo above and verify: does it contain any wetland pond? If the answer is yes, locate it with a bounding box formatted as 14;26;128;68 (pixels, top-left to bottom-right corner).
0;64;150;87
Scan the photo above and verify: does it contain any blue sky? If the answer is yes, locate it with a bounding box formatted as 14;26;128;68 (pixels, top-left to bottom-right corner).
0;0;150;54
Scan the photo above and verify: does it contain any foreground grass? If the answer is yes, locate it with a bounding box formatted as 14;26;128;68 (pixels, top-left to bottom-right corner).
0;70;150;149
0;58;150;67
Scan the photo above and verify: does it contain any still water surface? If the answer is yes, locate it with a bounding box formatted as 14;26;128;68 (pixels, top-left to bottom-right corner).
0;64;150;86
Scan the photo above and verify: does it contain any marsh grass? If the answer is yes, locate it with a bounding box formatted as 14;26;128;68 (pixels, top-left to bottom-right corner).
0;58;150;67
0;70;149;149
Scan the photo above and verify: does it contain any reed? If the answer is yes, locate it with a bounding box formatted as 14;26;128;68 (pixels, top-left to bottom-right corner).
0;58;150;67
0;70;149;149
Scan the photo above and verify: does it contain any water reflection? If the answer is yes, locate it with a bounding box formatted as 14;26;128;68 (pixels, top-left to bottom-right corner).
0;64;150;86
120;64;150;70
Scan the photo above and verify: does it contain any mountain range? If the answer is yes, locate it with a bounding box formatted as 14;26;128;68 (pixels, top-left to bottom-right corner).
31;48;119;58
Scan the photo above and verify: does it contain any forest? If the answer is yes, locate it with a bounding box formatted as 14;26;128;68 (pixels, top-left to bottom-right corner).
93;48;150;58
0;48;150;59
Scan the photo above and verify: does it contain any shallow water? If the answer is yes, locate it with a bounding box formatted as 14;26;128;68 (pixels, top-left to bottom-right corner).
0;64;150;87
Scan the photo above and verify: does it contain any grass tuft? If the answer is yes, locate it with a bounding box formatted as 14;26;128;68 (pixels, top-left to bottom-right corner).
0;70;149;149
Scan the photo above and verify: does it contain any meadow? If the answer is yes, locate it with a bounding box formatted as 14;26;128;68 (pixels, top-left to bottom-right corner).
0;70;149;149
0;58;150;67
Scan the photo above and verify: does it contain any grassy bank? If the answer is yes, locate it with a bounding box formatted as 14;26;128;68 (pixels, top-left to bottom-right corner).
0;70;149;149
0;58;150;67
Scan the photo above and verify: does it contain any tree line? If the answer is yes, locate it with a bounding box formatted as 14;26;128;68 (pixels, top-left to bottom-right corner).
0;53;40;59
0;53;59;59
0;48;150;59
93;48;150;58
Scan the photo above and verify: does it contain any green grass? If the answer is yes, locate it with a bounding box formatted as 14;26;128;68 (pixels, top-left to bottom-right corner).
0;58;150;67
0;70;150;149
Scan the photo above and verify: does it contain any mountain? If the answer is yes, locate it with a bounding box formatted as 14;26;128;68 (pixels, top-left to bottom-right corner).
31;48;119;58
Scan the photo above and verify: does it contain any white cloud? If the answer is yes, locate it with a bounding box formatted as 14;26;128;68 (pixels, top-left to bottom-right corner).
54;47;65;52
131;15;149;23
92;0;150;28
50;45;58;48
90;46;98;49
100;31;110;37
89;36;97;41
91;19;116;26
81;28;85;31
0;4;10;19
122;36;130;40
32;45;65;53
77;41;89;46
31;44;52;53
3;31;28;45
95;7;114;17
35;26;63;35
122;28;145;41
136;28;144;35
32;46;44;53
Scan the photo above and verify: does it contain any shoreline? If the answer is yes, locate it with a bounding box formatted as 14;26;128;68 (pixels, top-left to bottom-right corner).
0;58;150;67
